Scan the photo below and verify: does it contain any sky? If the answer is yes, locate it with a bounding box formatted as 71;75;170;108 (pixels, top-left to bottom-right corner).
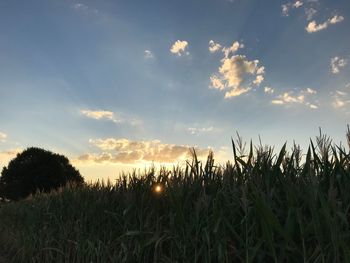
0;0;350;182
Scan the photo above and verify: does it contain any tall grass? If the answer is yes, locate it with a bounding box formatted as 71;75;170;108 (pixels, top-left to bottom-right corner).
0;129;350;262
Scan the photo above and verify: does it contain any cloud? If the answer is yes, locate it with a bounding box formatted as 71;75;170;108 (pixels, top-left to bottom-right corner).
306;15;344;33
77;138;210;164
222;41;244;58
210;41;265;98
81;110;119;122
282;1;303;16
188;126;214;135
144;50;154;59
208;40;222;53
72;2;99;15
305;7;317;20
0;132;7;142
170;40;189;56
264;87;274;94
332;90;350;109
271;88;318;109
80;109;141;126
331;56;348;74
253;75;264;85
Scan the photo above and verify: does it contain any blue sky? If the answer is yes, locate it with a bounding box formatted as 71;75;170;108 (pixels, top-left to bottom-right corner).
0;0;349;181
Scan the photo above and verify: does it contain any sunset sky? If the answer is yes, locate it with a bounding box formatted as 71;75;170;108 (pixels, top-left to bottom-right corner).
0;0;349;181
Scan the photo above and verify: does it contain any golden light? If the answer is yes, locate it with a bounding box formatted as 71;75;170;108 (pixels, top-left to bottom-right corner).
153;184;163;194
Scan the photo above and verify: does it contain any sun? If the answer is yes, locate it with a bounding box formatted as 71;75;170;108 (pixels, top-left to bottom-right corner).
153;184;163;194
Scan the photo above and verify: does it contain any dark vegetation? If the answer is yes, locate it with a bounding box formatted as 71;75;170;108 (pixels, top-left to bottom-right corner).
0;147;84;200
0;128;350;262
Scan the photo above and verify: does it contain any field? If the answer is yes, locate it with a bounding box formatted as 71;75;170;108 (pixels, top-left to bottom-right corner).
0;131;350;262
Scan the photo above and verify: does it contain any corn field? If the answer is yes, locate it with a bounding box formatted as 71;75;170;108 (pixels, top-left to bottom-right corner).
0;128;350;262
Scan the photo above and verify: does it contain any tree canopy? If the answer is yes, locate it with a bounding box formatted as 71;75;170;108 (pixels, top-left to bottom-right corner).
0;147;84;200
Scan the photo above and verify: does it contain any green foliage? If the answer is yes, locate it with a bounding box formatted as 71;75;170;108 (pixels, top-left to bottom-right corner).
0;130;350;262
0;147;84;200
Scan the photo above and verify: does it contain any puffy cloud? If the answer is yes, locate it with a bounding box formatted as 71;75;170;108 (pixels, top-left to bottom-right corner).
144;50;154;59
0;132;7;142
188;126;214;135
331;56;348;74
271;88;318;109
253;75;264;85
210;42;265;98
282;1;303;16
170;40;189;56
306;15;344;33
264;87;274;94
222;41;244;58
208;40;222;53
81;110;119;122
329;15;345;24
294;1;303;8
77;138;210;164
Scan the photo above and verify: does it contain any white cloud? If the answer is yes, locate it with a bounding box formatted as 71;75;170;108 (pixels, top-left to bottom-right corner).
222;41;244;58
80;109;141;126
77;138;210;164
81;110;119;122
306;87;317;94
188;126;214;135
332;90;350;109
0;132;7;142
282;1;303;16
73;3;88;10
144;50;154;59
331;56;348;74
253;75;264;85
72;2;99;15
170;40;189;56
271;88;318;109
264;87;274;94
210;42;265;98
306;15;344;33
209;40;222;53
294;1;303;8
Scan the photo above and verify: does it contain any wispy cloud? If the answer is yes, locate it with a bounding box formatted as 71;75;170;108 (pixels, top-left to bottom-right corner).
305;7;317;20
271;88;318;109
170;40;189;56
81;110;119;122
331;56;348;74
72;2;99;15
188;126;214;135
144;50;154;59
332;90;350;109
80;109;141;126
264;87;274;94
0;132;7;142
77;138;210;164
306;15;344;33
210;41;265;98
208;40;222;53
282;1;304;16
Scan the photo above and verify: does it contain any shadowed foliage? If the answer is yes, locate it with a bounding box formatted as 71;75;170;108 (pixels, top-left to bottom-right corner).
0;147;84;200
0;129;350;262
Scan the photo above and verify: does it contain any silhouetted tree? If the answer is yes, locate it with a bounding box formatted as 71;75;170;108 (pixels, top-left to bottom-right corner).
0;147;84;200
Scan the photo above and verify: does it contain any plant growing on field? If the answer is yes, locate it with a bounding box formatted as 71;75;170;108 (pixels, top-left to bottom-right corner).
0;147;84;200
0;128;350;262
